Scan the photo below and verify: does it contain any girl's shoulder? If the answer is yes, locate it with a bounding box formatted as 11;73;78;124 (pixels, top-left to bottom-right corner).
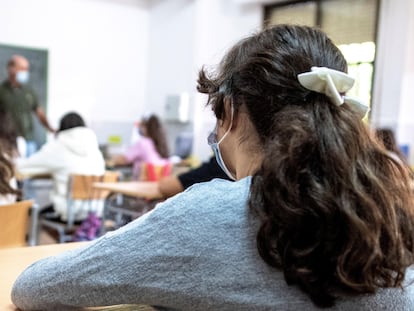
138;136;154;147
154;177;252;219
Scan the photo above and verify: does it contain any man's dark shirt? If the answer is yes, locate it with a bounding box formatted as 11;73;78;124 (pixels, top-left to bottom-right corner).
0;80;39;140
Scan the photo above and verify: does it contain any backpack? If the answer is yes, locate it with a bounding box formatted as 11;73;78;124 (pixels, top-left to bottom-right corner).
73;212;102;241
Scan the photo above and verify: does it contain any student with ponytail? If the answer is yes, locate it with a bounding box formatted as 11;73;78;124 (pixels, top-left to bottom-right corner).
110;114;170;180
12;25;414;310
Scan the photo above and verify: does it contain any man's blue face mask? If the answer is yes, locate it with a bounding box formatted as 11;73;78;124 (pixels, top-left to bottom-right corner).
16;70;29;85
207;105;236;180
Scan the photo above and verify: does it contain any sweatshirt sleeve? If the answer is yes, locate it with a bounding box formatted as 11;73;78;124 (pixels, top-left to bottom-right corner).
11;188;214;310
16;141;62;175
124;140;144;163
12;178;250;311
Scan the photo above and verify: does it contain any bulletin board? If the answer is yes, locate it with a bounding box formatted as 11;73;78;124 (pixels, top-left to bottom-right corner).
0;43;48;145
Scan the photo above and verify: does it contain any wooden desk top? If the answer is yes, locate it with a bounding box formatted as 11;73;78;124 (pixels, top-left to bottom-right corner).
15;170;52;181
93;181;163;201
0;243;155;311
0;242;88;310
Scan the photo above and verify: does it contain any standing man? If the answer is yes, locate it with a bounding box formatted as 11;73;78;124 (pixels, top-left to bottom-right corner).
0;55;54;154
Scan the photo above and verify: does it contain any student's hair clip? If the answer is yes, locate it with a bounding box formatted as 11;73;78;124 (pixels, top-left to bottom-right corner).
298;66;369;119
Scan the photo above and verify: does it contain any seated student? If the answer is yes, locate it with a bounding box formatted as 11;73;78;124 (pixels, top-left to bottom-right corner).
16;112;105;221
12;25;414;310
375;128;407;163
110;114;170;179
158;156;231;198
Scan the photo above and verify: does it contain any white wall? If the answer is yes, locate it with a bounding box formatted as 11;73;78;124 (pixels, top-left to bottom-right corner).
396;0;414;164
0;0;149;130
372;0;414;163
147;0;263;160
192;0;263;160
145;0;197;156
146;0;196;118
371;0;408;127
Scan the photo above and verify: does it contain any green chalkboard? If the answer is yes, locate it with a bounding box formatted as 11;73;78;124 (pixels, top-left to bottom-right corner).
0;43;48;145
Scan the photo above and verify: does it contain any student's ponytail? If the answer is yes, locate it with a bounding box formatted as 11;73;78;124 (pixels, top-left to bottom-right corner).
250;94;414;306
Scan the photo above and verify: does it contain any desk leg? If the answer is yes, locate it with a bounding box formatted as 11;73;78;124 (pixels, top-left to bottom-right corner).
28;203;40;246
101;193;119;235
101;193;128;235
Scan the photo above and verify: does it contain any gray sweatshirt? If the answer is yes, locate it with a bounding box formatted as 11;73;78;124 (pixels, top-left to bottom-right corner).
12;177;414;310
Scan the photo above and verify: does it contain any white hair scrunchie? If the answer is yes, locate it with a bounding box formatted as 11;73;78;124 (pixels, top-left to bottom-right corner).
297;66;370;119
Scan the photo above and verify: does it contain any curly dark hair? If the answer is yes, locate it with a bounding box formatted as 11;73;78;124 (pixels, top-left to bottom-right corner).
0;112;21;197
197;24;414;307
142;115;169;159
0;111;18;157
0;144;20;197
58;112;86;133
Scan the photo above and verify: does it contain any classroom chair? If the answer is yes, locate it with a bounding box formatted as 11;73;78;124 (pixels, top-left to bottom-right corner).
41;171;120;243
0;200;34;248
139;162;172;182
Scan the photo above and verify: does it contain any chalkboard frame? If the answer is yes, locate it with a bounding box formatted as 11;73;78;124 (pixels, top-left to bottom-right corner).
0;43;49;145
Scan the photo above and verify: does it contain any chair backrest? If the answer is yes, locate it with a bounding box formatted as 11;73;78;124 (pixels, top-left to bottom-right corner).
0;200;33;248
69;171;120;200
139;162;172;182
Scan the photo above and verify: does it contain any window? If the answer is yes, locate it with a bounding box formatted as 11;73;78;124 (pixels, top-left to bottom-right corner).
265;0;380;110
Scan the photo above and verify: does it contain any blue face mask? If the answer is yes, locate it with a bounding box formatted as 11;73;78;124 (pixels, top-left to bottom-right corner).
207;105;236;180
16;71;29;85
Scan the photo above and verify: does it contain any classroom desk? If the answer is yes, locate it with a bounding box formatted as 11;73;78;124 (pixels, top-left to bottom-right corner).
0;242;88;310
94;181;163;232
105;162;134;181
93;181;163;201
15;171;52;181
0;242;155;311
